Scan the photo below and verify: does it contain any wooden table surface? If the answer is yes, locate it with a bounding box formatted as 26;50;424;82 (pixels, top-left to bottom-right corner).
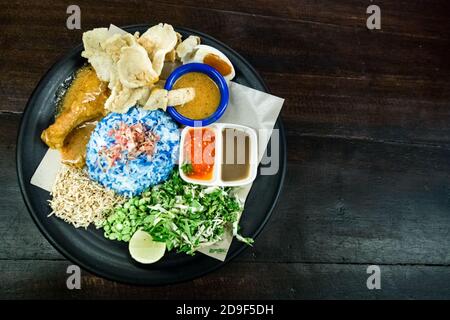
1;0;450;299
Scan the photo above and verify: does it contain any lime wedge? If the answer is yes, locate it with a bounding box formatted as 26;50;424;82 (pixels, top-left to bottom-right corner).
129;230;166;264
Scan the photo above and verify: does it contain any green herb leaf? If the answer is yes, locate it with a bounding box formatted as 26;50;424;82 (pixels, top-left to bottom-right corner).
181;163;193;175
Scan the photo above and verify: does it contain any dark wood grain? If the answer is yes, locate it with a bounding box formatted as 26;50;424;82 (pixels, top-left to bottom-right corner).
1;0;450;299
154;0;450;39
1;1;450;147
2;260;450;299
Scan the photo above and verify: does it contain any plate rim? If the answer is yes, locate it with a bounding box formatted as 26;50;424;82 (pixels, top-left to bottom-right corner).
16;24;287;286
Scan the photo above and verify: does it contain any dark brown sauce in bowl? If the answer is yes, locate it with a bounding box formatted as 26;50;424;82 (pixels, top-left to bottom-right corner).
221;128;251;182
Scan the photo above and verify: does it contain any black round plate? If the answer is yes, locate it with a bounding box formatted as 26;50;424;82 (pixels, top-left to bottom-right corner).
16;25;286;285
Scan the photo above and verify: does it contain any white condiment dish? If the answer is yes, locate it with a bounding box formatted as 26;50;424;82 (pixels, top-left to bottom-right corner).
179;123;258;187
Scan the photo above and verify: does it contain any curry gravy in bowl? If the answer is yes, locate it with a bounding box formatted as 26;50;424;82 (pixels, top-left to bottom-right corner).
173;72;220;120
165;63;229;126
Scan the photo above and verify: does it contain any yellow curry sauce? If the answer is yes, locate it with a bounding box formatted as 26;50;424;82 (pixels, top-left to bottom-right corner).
60;121;97;168
173;72;220;120
42;65;109;168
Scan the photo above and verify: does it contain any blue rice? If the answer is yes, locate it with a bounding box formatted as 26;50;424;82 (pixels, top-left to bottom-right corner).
86;107;180;196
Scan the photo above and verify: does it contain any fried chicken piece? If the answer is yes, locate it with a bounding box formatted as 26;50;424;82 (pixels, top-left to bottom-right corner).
41;67;109;149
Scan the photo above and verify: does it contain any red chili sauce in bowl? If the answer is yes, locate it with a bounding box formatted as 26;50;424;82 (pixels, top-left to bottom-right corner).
182;128;216;180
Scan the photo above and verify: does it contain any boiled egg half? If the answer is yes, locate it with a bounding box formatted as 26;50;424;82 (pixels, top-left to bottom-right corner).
184;45;235;82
